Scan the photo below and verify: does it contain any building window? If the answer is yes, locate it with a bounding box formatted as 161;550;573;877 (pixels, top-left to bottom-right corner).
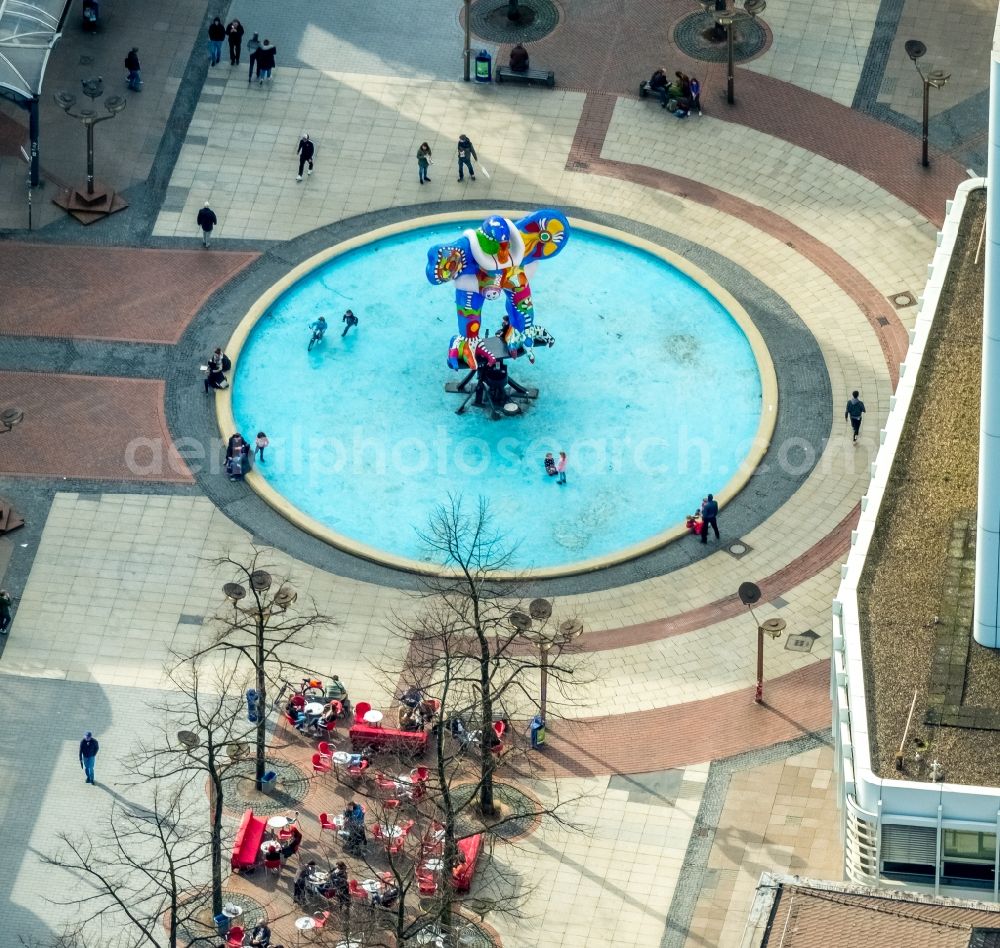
942;831;997;888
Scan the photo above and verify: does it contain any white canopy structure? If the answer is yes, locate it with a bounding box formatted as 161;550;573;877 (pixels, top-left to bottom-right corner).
0;0;72;186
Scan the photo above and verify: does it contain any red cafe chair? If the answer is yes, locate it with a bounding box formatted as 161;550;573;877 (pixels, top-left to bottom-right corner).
312;752;332;775
348;879;369;902
317;741;334;760
354;701;372;724
347;758;369;779
226;926;245;947
410;766;429;783
313;910;330;929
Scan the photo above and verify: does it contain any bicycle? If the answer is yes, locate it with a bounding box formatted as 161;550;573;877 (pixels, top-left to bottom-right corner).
307;327;325;351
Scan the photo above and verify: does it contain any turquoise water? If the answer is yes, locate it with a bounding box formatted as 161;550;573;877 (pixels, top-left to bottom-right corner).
231;223;763;570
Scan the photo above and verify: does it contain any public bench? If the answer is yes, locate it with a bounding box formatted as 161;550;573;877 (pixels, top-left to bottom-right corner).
349;723;428;757
231;808;267;871
451;833;484;892
496;65;555;88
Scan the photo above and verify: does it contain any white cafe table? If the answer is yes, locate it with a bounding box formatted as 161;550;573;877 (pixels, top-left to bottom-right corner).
363;709;384;724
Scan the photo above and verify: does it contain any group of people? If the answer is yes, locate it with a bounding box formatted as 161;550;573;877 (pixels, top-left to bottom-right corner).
543;451;568;485
645;68;702;117
415;134;480;185
396;685;439;732
203;347;231;391
686;493;720;543
205;18;276;83
309;310;359;344
224;432;267;479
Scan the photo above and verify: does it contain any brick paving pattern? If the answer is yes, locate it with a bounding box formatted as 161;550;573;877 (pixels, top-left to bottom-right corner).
0;245;257;344
0;0;988;942
0;374;192;482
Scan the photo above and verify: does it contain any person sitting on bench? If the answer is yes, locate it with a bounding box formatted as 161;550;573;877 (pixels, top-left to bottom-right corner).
509;43;529;73
647;68;669;107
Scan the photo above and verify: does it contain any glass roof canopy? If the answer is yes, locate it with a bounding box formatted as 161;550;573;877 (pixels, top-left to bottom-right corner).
0;0;71;102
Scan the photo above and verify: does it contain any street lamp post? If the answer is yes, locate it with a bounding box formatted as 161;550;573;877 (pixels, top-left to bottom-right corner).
53;78;127;222
737;581;786;703
223;570;297;791
700;0;766;105
905;40;950;168
464;0;472;80
511;599;584;722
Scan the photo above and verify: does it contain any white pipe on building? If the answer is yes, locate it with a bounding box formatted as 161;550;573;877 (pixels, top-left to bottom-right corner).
974;18;1000;646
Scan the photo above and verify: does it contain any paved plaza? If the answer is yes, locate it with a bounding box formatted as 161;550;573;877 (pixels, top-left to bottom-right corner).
0;0;988;943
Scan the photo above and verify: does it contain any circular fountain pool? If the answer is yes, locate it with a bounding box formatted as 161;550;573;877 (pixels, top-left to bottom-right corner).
227;217;775;576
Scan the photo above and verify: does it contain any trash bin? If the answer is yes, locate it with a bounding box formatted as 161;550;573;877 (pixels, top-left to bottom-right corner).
213;913;230;936
261;770;277;794
246;689;258;723
530;714;546;749
474;49;492;83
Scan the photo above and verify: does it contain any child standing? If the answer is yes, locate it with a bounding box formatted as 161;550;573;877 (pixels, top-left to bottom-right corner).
255;431;269;463
417;142;432;184
556;451;567;485
690;76;703;115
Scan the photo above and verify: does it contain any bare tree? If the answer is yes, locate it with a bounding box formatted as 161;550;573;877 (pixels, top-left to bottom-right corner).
124;655;253;918
194;550;335;791
415;495;583;815
39;785;212;948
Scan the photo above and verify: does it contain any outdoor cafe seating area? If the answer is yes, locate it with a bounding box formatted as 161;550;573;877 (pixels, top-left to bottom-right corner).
219;677;489;946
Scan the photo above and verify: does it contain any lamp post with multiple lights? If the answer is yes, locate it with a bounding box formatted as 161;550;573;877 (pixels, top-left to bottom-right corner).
700;0;766;105
904;40;950;168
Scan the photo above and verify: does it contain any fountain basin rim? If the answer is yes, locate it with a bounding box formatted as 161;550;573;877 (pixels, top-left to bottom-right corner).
217;212;778;579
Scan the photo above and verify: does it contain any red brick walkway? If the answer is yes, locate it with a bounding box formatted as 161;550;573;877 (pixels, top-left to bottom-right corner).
498;0;966;227
0;372;193;482
581;503;858;652
569;93;910;385
0;245;257;344
534;661;829;777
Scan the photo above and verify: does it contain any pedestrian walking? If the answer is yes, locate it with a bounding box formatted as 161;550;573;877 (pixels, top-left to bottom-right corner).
226;19;245;66
556;450;568;485
0;589;11;634
124;47;142;91
247;32;261;83
196;201;217;248
700;494;720;544
417;142;432;184
79;731;99;784
457;134;477;182
296;134;315;181
207;17;225;66
342;310;359;336
846;390;866;442
255;431;269;463
256;40;277;85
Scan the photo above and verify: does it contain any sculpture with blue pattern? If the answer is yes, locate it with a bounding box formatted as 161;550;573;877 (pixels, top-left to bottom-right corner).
425;209;570;370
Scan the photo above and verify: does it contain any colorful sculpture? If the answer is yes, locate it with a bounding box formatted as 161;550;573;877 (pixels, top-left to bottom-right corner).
426;210;570;370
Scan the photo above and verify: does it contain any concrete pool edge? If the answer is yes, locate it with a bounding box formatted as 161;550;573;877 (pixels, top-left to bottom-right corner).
216;212;779;580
